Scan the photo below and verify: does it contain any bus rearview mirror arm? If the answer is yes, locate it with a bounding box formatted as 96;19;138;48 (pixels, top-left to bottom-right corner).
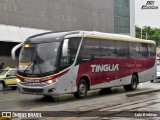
11;43;23;60
62;39;69;57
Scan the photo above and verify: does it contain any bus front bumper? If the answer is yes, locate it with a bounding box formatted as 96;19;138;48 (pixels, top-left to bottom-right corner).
16;82;59;96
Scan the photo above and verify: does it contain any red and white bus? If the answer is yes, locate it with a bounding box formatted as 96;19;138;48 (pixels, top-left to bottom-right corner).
12;31;156;98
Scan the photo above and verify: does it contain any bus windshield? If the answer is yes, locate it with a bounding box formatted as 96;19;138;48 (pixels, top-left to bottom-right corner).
18;42;60;76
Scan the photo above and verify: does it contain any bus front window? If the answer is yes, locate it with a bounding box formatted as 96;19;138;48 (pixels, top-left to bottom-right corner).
19;42;60;76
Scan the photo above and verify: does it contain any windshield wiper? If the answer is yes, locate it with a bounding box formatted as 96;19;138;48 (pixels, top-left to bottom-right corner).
23;62;33;74
32;55;44;76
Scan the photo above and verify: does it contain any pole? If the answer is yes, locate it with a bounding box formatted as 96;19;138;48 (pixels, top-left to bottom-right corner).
141;28;142;39
146;33;147;40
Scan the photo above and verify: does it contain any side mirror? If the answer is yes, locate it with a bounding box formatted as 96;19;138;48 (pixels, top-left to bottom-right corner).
11;43;23;60
62;39;69;57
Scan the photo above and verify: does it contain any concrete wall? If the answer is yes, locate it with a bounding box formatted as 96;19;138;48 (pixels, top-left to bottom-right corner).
0;56;17;68
0;41;19;68
130;0;135;37
0;0;114;33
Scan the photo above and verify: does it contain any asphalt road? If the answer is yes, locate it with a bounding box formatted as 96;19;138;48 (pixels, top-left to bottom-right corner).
2;80;158;120
0;81;160;112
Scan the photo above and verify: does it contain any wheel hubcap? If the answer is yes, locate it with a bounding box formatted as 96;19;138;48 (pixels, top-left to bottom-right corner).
132;78;137;88
79;84;86;96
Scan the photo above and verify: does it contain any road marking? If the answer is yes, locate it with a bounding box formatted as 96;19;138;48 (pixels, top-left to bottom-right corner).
0;98;15;102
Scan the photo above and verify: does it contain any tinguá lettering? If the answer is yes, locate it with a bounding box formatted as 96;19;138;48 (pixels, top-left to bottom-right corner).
91;64;119;72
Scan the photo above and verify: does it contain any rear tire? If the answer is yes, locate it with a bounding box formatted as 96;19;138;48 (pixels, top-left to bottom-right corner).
74;79;88;99
0;82;4;91
151;80;154;82
124;75;138;91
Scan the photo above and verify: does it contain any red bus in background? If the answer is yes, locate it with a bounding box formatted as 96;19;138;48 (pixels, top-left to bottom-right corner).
12;31;156;98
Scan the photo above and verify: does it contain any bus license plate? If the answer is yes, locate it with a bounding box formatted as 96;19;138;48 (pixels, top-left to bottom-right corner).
24;79;40;83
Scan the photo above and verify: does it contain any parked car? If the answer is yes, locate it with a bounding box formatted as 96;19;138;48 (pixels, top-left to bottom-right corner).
151;65;160;82
156;65;160;79
0;67;17;91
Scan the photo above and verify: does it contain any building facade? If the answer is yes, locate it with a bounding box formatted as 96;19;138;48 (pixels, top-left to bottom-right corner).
0;0;134;35
0;0;135;67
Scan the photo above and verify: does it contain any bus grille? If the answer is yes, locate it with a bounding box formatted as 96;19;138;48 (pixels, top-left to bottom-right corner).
23;88;43;93
21;82;47;87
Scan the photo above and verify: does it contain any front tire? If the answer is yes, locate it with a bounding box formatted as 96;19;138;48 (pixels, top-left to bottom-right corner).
74;79;88;99
124;75;138;91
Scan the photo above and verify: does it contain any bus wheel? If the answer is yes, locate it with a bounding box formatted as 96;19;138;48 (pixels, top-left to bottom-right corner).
74;79;88;99
0;82;4;91
124;75;138;91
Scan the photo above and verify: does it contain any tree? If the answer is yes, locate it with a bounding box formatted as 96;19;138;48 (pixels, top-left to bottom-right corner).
136;26;160;46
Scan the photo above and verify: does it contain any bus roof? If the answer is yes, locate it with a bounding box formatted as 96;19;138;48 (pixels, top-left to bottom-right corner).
26;31;79;43
80;31;156;44
26;30;156;45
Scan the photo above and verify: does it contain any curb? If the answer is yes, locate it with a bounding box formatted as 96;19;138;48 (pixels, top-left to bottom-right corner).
126;89;160;97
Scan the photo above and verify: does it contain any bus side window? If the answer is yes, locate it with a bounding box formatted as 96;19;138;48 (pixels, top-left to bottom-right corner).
116;41;129;58
77;38;100;64
129;42;141;58
149;44;156;58
140;43;149;58
101;40;116;58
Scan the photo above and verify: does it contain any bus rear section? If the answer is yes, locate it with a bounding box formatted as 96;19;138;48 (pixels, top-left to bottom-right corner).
73;35;156;98
12;31;156;98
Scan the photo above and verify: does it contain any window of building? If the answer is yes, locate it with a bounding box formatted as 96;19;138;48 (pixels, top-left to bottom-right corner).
114;0;130;34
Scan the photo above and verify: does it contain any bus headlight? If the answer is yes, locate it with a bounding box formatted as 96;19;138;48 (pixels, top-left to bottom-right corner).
46;79;57;84
16;78;21;83
47;80;53;84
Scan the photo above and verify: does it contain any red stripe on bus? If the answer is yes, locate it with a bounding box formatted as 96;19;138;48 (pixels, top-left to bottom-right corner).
17;69;69;82
76;58;156;86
